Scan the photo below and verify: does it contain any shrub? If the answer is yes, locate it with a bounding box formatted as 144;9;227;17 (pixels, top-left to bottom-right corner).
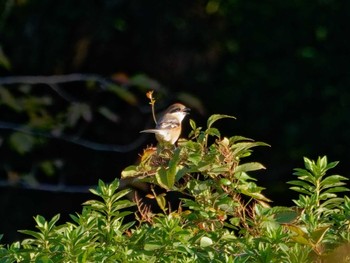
1;115;349;262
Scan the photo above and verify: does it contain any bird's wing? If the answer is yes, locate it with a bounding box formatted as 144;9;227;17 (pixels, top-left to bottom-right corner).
157;118;179;129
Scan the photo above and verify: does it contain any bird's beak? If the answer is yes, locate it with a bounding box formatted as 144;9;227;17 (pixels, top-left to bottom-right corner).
183;107;191;114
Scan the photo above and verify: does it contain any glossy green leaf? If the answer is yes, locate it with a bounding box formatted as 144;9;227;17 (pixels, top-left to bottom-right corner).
205;127;221;138
121;165;139;178
200;236;213;247
324;186;349;193
189;119;196;130
155;193;167;212
207;114;236;129
234;162;266;174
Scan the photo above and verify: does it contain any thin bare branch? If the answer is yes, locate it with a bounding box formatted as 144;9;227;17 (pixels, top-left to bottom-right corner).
0;120;145;152
0;73;109;87
0;179;93;193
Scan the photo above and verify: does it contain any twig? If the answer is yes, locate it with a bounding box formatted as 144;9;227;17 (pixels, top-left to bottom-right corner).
0;73;109;87
0;121;145;152
146;90;157;124
0;179;93;193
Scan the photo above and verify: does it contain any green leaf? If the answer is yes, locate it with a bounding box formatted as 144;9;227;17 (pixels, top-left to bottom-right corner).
274;209;299;224
121;165;139;178
0;46;11;70
319;192;337;200
231;141;270;157
220;178;232;186
189;119;196;130
0;87;21;111
48;214;60;230
107;83;138;105
155;168;171;190
325;160;339;170
200;236;213;247
324;186;349;193
67;103;92;126
35;255;54;263
229;135;254;143
321;174;348;188
234;162;266;174
207;114;236;129
18;230;44;240
303;157;314;172
167;148;181;186
310;226;329;245
205;127;221;138
9;132;35;155
155;193;167;212
144;242;164;251
98;106;120;122
289;186;312;195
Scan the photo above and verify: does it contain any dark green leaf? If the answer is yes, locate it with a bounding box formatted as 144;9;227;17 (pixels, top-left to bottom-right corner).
107;83;138;105
9;132;35;155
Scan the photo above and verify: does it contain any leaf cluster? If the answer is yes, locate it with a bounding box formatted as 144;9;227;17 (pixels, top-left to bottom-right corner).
1;116;350;262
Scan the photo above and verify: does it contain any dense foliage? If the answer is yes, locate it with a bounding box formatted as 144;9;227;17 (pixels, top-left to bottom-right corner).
1;0;349;249
1;115;349;262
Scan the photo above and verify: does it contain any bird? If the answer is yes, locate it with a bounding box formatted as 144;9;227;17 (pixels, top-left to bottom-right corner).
140;103;190;144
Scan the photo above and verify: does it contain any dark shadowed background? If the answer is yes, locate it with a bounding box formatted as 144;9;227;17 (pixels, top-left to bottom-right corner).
0;0;349;243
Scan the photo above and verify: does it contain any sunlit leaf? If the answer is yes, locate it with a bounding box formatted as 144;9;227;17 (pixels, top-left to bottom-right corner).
207;114;236;129
189;119;196;130
234;162;266;174
121;165;139;178
200;236;213;247
205;127;220;138
155;193;167;212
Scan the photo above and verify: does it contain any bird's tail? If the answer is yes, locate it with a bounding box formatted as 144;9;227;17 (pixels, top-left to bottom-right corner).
140;129;160;134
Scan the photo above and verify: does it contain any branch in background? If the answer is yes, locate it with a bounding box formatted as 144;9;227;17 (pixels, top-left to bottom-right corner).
0;73;170;113
0;73;110;87
0;179;94;193
0;121;146;152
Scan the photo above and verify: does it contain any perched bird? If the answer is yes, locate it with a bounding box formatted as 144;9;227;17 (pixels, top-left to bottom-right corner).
140;103;190;144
